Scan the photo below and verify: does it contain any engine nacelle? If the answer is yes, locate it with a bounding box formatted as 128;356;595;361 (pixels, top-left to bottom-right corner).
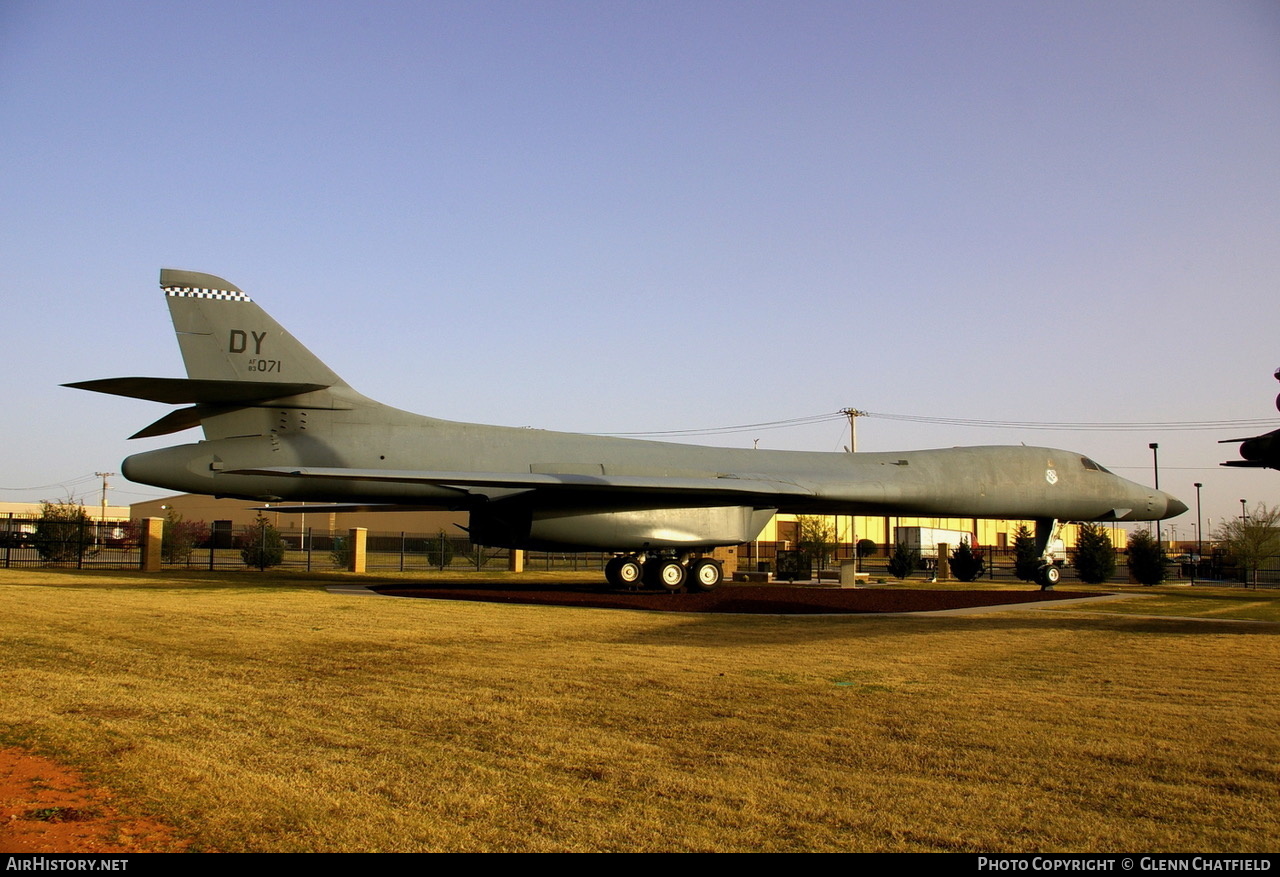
469;504;776;552
1239;431;1280;466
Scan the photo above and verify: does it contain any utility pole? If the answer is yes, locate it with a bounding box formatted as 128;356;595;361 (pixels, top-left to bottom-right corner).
838;409;867;574
840;408;867;453
94;471;115;522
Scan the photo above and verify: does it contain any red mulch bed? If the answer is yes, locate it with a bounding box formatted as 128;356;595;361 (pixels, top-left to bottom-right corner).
372;583;1093;614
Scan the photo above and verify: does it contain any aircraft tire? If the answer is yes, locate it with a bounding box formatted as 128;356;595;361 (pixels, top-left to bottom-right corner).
688;558;723;592
612;557;643;588
1039;565;1061;589
646;559;686;592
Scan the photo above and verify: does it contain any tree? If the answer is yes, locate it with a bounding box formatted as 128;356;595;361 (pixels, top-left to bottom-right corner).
329;535;351;569
856;538;878;558
1216;503;1280;588
795;515;836;570
1073;523;1116;584
950;539;984;582
1012;524;1040;583
887;541;919;580
32;498;93;564
424;530;455;569
238;515;285;570
162;509;210;565
1127;529;1166;586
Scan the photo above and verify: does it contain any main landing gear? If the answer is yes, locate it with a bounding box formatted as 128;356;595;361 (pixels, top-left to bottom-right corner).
604;553;723;593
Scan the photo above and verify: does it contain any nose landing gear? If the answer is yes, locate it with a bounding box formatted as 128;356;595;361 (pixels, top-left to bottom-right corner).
1034;519;1065;590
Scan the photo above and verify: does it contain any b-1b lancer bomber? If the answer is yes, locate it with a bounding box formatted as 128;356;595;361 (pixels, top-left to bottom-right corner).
68;270;1186;590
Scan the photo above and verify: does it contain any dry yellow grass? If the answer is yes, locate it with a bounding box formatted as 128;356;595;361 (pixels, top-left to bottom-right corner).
1;568;1276;851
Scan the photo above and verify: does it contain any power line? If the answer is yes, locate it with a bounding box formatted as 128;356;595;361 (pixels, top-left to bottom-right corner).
589;409;1277;439
592;411;848;437
864;412;1278;432
0;474;99;492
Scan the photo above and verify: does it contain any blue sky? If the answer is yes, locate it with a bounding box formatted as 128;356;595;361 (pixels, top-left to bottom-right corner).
2;0;1278;534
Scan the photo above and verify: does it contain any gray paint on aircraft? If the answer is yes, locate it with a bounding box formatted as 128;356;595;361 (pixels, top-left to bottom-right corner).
68;270;1187;565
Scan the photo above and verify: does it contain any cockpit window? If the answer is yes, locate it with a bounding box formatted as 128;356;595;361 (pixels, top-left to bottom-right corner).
1080;456;1111;474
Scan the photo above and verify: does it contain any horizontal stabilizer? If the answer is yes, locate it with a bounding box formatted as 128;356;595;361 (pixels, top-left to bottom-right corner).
228;466;815;498
131;406;211;439
64;377;330;404
1221;460;1270;468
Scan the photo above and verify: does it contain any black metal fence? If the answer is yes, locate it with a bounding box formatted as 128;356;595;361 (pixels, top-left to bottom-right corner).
1;515;1276;585
0;516;613;573
746;542;1280;587
0;517;137;569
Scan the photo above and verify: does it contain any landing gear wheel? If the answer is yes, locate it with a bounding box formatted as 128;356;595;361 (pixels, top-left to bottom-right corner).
688;558;723;592
1038;564;1061;590
646;559;687;592
606;556;643;588
613;557;643;588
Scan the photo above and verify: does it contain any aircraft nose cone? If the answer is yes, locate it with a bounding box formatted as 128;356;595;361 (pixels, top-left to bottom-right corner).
1163;494;1188;519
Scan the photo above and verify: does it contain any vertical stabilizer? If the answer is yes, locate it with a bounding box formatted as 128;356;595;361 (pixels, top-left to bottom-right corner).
160;269;346;388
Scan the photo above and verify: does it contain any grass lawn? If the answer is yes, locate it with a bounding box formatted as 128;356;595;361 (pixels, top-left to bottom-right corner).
1;569;1276;852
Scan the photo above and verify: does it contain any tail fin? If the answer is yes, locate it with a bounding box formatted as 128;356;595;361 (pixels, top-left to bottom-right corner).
161;269;346;387
65;270;357;440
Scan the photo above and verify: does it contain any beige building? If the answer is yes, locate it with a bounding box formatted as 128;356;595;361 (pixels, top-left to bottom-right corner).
0;501;130;522
130;495;466;542
764;513;1120;551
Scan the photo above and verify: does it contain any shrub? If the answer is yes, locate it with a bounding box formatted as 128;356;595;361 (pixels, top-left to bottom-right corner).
1127;529;1165;586
330;535;350;569
1012;524;1040;583
162;510;210;565
424;530;455;569
950;539;984;582
887;542;918;580
32;499;93;564
238;515;285;570
1074;523;1116;584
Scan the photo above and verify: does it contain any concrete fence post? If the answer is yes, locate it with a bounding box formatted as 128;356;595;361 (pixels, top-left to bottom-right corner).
141;517;164;571
349;528;367;573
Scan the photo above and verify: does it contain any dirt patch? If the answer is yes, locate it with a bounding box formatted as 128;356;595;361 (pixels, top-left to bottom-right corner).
373;582;1092;614
0;748;189;853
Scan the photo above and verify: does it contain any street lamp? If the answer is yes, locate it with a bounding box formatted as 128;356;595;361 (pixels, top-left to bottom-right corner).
1241;499;1248;522
1193;482;1203;585
1149;443;1160;546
